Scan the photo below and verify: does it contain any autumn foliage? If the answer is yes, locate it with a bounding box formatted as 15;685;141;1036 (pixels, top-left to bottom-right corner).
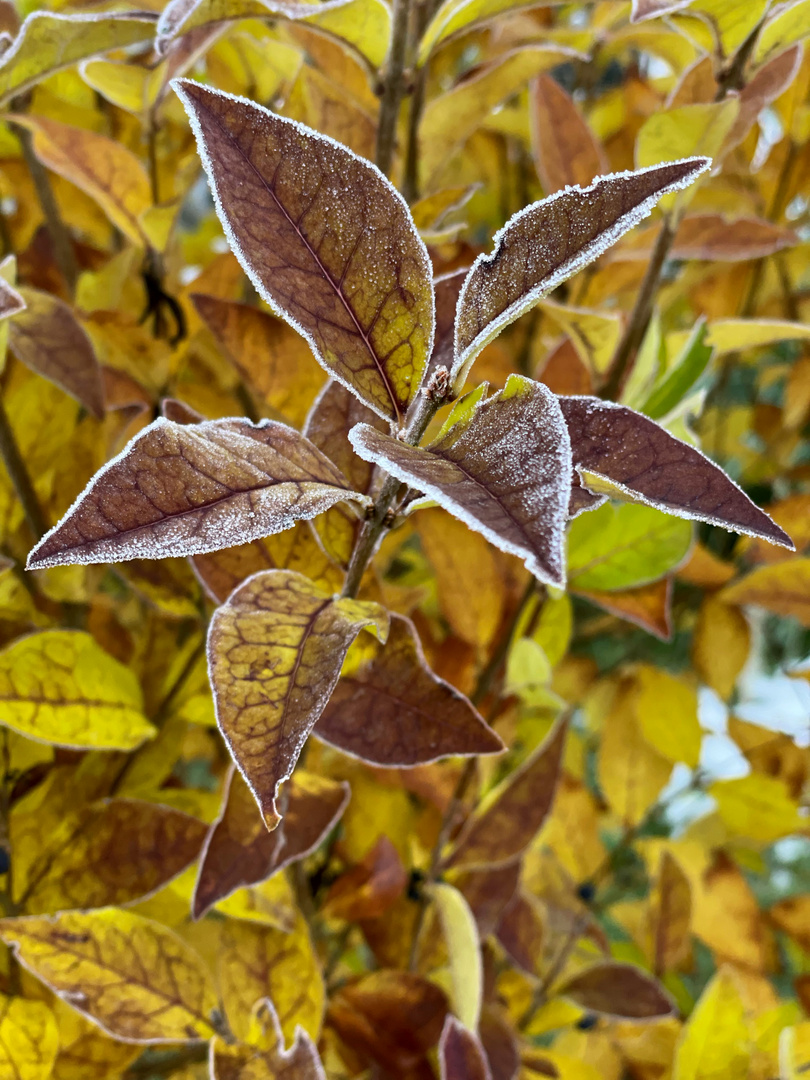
0;0;809;1078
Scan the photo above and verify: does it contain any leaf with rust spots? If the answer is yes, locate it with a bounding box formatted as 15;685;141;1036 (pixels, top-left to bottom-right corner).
558;962;675;1019
315;614;503;766
327;970;448;1074
531;73;607;194
219;914;324;1044
452;159;709;387
27;417;368;571
193;294;325;427
9;288;104;419
174;79;434;424
0;909;218;1043
303;380;386;568
350;376;572;586
720;558;810;626
208;569;387;828
0;275;24;319
575;577;673;640
193;767;350;919
559;397;792;547
323;835;407;921
440;1016;492;1080
443;713;568;871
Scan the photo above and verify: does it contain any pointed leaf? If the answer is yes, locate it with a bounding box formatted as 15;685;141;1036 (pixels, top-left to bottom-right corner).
440;1017;493;1080
673;969;749;1080
0;11;156;106
576;577;673;640
174;79;434;424
193;767;350;918
0;630;152;750
558;396;792;547
495;890;546;976
208;569;387;828
9;289;104;419
315;613;504;766
444;713;568;871
650;851;692;975
0;275;25;320
350;376;572;586
755;0;810;62
558;962;675;1019
431;882;483;1029
17;798;207;914
720;559;810;626
452;158;709;386
0;995;58;1080
531;73;607;193
0;910;218;1043
27;417;367;570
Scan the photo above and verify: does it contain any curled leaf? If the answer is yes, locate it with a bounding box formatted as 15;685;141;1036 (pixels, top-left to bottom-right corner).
350;376;572;586
558;962;676;1019
315;613;504;765
208;569;388;828
174;79;434;423
27;417;368;570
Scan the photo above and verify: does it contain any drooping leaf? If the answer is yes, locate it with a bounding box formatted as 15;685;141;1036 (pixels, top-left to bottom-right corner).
16;798;207;914
0;630;153;750
558;962;675;1019
315;613;504;766
0;11;157;106
192;767;350;918
322;836;407;921
0;994;58;1080
692;595;750;698
27;417;368;570
531;73;607;193
208;569;387;829
350;376;573;587
721;559;810;626
9;289;104;419
444;713;568;871
452;159;709;387
211;999;327;1080
431;882;483;1030
559;397;792;547
174;79;434;424
440;1016;493;1080
0;909;218;1043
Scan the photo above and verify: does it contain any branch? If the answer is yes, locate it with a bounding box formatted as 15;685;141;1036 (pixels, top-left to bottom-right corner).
375;0;412;176
0;397;47;542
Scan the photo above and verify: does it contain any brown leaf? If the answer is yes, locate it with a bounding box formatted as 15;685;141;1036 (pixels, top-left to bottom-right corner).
192;293;325;427
531;73;607;194
558;397;793;547
631;0;692;19
315;613;504;766
17;798;207;914
444;713;568;871
440;1016;492;1080
495;890;546;976
350;376;573;586
27;417;368;570
160;397;205;424
0;275;24;319
208;569;388;828
558;962;676;1019
327;970;448;1074
575;577;673;640
9;288;104;419
728;45;803;148
211;999;327;1080
322;836;407;921
453;159;709;384
454;861;521;936
651;850;692;976
429;268;467;379
193;767;350;919
619;214;798;261
174;79;434;424
478;1007;519;1080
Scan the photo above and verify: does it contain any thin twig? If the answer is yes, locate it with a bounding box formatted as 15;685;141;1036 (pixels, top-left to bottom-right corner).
0;396;47;542
375;0;411;176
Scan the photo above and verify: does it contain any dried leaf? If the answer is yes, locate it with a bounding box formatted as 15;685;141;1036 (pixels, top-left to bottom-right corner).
350;376;573;586
558;962;675;1019
769;895;810;953
323;836;407;921
174;79;434;424
193;767;350;918
720;559;810;626
27;417;367;570
495;890;546;976
440;1016;493;1080
452;159;709;385
531;73;607;193
208;569;387;828
0;994;58;1080
315;613;504;766
0;909;218;1043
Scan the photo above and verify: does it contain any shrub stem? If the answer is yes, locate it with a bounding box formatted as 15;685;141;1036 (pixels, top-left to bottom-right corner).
375;0;411;176
0;397;47;542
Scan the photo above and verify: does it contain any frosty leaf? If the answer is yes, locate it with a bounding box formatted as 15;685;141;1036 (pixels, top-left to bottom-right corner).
452;158;710;387
631;0;692;20
315;613;504;765
157;0;353;47
439;1016;492;1080
192;767;350;918
443;713;568;871
10;288;104;419
174;79;434;424
558;962;675;1019
0;11;157;106
0;276;25;320
27;417;368;570
0;910;218;1043
17;798;207;914
558;396;793;547
208;569;388;829
349;376;572;587
531;73;607;194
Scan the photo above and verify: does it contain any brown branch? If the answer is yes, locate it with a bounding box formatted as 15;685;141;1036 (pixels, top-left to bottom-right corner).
0;396;47;542
375;0;412;176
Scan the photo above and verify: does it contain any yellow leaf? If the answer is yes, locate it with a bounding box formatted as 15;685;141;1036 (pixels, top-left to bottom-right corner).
635;667;701;768
689;0;769;57
539;299;623;375
431;882;482;1029
419;0;558;63
721;559;810;626
51;1002;140;1080
692;597;750;700
673;969;749;1080
755;0;810;63
305;0;390;67
0;993;58;1080
690;851;774;972
0;909;218;1043
0;630;153;750
214;873;297;931
218;914;324;1045
711;775;804;844
706;319;810;354
80;58;163;113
